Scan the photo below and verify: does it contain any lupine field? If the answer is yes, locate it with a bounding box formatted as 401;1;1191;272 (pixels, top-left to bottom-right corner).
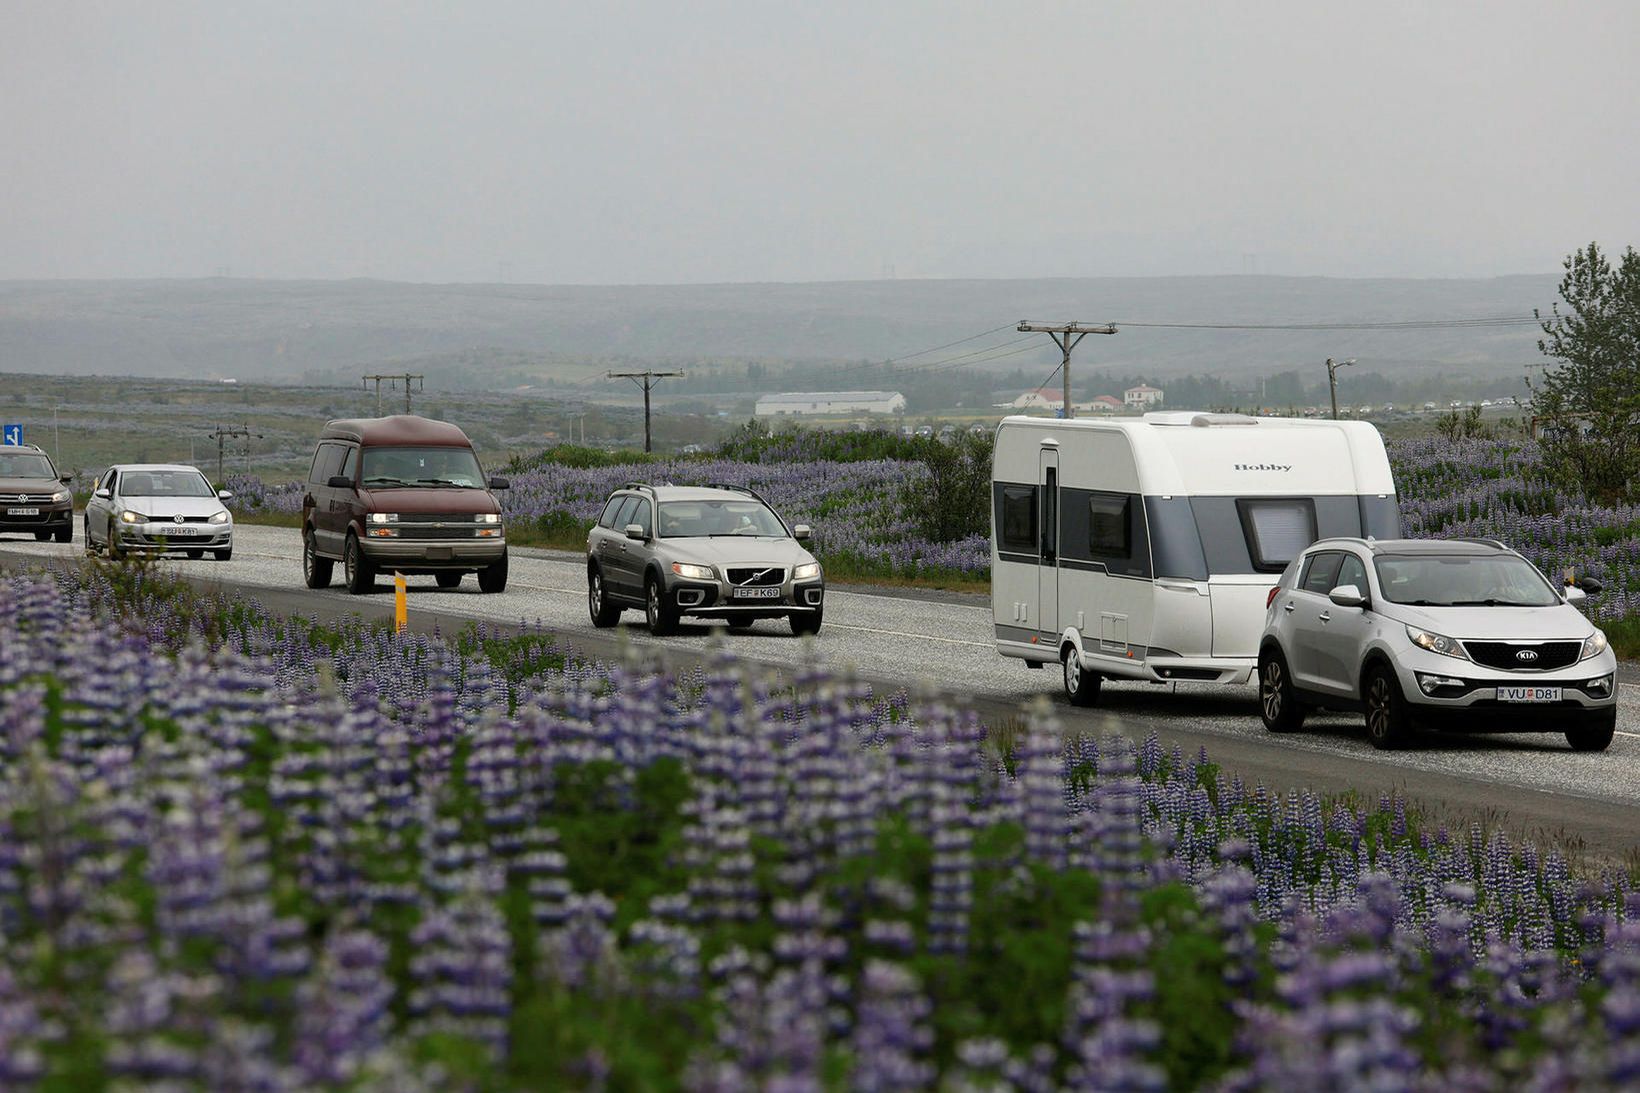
224;433;1640;626
3;563;1640;1089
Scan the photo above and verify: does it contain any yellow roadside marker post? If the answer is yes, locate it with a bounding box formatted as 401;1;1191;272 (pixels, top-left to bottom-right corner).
394;571;407;633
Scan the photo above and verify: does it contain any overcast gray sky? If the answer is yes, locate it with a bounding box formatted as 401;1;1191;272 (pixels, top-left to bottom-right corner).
3;0;1635;284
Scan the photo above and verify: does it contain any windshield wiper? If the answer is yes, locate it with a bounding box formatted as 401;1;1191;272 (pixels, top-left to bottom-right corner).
1449;598;1538;607
362;476;408;486
415;478;475;487
1396;599;1449;606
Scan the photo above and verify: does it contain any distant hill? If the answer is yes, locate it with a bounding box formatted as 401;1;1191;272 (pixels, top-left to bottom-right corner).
0;274;1558;387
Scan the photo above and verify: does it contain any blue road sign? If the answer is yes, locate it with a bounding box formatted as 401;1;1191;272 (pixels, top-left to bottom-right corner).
1;424;21;446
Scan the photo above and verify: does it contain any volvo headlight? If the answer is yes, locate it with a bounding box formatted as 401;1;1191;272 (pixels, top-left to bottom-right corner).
476;513;500;524
793;562;821;580
1406;626;1469;660
1581;629;1609;661
367;513;399;524
671;562;715;581
208;510;231;524
50;490;70;503
118;510;145;524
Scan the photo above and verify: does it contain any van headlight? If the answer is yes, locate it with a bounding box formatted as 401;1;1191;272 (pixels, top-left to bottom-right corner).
793;562;821;580
119;510;145;524
1581;629;1609;660
208;510;231;524
476;513;500;524
1406;626;1469;660
671;562;714;581
367;513;398;524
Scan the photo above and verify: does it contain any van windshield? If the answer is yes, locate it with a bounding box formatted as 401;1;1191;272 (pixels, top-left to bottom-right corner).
658;499;787;538
361;447;485;488
1373;555;1561;607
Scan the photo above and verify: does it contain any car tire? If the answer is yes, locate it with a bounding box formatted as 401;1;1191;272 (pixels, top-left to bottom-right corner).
727;618;755;631
344;533;376;595
214;547;232;561
33;531;49;542
107;530;125;561
1063;644;1102;707
789;610;822;636
186;549;204;559
54;526;71;544
646;574;679;635
1363;664;1413;750
83;518;96;556
477;550;508;594
435;571;462;589
1566;709;1617;752
303;530;332;588
1258;647;1307;732
587;566;622;627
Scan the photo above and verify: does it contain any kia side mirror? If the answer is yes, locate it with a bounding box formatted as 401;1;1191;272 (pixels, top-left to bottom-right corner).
327;475;353;489
793;524;811;541
1328;584;1367;608
94;488;111;500
217;489;234;501
624;523;647;541
1565;585;1588;605
488;476;510;490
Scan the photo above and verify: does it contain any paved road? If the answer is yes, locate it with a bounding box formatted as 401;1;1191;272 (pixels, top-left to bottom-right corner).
4;525;1638;862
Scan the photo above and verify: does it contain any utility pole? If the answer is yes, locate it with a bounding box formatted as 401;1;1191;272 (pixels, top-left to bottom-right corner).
1016;321;1118;420
361;373;425;415
1326;358;1356;420
607;370;684;452
205;423;262;486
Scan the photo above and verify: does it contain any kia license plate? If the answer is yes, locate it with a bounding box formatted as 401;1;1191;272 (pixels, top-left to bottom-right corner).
6;507;39;516
1498;686;1561;703
732;587;780;600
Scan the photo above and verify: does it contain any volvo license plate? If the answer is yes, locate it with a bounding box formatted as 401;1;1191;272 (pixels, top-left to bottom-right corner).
732;587;780;599
1498;686;1561;703
6;507;39;516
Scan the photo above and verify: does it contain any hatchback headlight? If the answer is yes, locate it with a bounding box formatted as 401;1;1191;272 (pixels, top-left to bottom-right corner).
1581;629;1609;660
118;510;145;524
367;512;399;524
208;510;231;524
476;513;500;524
1406;626;1469;660
671;562;715;581
50;490;70;504
793;562;821;580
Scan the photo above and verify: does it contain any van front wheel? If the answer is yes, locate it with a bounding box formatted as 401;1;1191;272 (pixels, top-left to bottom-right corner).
1063;646;1102;707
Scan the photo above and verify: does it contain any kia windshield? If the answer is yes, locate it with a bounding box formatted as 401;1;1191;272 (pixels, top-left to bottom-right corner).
0;452;55;478
361;447;485;488
658;499;788;538
1373;554;1561;607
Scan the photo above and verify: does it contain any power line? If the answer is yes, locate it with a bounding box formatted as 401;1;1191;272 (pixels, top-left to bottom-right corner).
608;370;684;453
1109;315;1540;331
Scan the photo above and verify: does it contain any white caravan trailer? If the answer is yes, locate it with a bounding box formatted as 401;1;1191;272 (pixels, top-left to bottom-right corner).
991;412;1398;704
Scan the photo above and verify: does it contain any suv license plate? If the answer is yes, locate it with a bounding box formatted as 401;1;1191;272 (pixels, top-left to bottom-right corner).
732;587;780;599
1498;686;1561;703
6;507;39;516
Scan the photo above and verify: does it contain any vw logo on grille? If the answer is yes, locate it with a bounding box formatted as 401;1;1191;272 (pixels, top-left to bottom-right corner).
1515;649;1539;662
173;514;185;524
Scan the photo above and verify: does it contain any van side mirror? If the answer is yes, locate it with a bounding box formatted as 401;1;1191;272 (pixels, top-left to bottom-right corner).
94;488;111;500
488;476;510;491
327;475;353;489
624;522;647;541
1329;584;1367;608
793;524;811;541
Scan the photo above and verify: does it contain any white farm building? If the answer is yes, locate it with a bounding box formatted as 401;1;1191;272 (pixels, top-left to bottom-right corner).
754;391;907;417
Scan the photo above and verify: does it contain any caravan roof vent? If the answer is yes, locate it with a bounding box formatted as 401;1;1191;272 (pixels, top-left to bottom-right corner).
1188;413;1260;428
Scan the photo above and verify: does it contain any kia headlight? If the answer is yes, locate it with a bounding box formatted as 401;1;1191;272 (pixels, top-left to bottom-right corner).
118;510;145;524
1406;626;1469;660
208;510;231;524
50;490;70;503
1581;629;1609;661
671;562;715;581
793;562;821;580
367;513;399;524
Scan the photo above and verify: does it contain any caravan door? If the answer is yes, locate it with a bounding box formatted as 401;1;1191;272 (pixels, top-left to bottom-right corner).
1038;448;1059;636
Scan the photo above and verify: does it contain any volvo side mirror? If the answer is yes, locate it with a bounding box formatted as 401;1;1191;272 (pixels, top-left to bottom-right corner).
624;522;647;541
793;524;811;541
1328;584;1367;608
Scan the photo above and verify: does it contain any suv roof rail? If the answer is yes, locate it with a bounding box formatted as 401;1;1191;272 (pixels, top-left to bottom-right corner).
704;481;753;496
621;481;658;494
1450;537;1508;551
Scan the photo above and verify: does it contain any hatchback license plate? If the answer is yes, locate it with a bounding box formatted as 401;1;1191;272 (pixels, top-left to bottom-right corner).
732;587;780;600
6;507;39;516
1498;686;1561;703
164;526;199;535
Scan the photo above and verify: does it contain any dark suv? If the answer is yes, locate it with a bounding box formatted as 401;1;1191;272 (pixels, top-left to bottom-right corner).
586;483;824;635
0;444;73;543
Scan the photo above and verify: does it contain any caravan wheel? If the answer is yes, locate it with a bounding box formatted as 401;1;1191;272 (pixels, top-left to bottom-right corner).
1062;646;1102;707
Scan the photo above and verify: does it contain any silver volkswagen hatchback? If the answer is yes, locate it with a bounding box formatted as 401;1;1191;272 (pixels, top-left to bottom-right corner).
1258;538;1617;751
84;464;235;560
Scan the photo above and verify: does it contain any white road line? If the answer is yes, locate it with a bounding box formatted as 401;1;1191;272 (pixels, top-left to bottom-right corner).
826;622;991;648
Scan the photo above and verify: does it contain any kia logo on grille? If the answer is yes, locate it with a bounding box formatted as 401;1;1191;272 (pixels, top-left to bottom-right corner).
1516;649;1539;662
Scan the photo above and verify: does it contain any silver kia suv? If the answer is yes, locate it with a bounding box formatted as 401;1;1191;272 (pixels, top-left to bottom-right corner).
586;483;825;636
1258;537;1617;751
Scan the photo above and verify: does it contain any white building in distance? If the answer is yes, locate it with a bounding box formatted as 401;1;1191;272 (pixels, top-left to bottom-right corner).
754;391;907;417
1124;384;1164;409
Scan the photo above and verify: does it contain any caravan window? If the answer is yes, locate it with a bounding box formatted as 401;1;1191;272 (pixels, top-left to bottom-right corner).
1000;486;1036;554
1087;493;1131;557
1237;499;1317;573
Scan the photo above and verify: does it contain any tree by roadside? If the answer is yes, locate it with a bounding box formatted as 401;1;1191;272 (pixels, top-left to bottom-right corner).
1530;242;1640;501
